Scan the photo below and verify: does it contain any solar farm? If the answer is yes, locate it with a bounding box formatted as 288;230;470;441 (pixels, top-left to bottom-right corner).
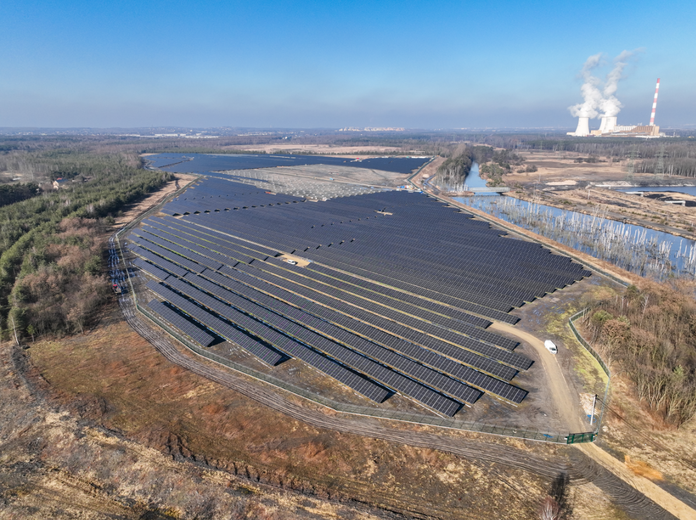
127;175;591;417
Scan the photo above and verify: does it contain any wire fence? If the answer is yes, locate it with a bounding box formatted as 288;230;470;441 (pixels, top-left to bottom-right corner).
136;301;572;442
114;168;600;444
568;308;612;436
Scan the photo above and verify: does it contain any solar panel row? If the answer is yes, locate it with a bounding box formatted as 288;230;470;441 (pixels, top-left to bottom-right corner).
142;222;259;266
176;213;526;317
131;237;205;273
129;245;189;277
264;256;492;329
161;274;463;415
201;267;527;403
133;229;224;271
156;215;280;258
187;270;482;404
133;257;170;281
173;195;580;306
306;261;520;325
147;299;215;347
237;261;531;373
146;280;285;366
263;256;519;351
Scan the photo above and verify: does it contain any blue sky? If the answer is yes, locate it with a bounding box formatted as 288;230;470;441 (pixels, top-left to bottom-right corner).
1;0;695;129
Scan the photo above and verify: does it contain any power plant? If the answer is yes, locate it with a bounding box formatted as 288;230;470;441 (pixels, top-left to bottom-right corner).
567;52;664;137
568;78;662;137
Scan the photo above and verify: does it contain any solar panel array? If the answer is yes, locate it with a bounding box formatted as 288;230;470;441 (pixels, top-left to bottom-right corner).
147;280;286;366
129;177;591;415
133;257;170;281
161;178;306;216
147;152;430;175
146;281;389;403
147;299;215;347
186;269;482;404
161;272;461;415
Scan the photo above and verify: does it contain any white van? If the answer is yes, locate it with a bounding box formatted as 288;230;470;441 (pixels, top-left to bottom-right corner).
544;340;558;354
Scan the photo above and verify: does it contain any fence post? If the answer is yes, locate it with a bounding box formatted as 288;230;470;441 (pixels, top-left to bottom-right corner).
117;169;580;445
568;308;611;440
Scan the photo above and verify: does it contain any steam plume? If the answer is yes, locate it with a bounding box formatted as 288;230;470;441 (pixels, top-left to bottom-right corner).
599;49;640;117
568;53;603;119
569;50;641;120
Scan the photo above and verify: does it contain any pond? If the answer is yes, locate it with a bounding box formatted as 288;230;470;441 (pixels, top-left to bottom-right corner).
453;195;696;280
617;185;696;197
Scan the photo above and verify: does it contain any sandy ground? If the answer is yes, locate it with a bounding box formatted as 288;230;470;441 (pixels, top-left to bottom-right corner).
509;150;628;185
114;173;197;227
579;443;696;520
217;163;418;190
416;155;446;182
415;179;696;519
491;321;587;432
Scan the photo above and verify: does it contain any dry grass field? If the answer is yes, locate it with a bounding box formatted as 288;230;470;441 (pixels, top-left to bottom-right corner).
22;305;564;519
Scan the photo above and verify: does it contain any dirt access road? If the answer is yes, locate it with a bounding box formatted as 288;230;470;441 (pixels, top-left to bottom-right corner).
114;173;197;228
492;324;696;519
110;166;693;519
416;181;696;519
490;323;585;433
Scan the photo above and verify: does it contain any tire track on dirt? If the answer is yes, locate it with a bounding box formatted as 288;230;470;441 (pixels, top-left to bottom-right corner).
120;295;680;519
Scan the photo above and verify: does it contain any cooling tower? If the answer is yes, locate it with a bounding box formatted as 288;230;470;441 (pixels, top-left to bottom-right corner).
600;116;617;133
573;117;590;136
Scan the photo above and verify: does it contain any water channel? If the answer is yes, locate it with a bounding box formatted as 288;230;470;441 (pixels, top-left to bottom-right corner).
617;185;696;197
453;165;696;280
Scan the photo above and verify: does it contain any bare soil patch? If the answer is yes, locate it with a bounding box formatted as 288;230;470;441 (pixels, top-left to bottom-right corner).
23;304;560;519
509;150;627;185
114;174;197;227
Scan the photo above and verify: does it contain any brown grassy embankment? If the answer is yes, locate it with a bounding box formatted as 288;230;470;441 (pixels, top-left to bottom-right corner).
23;305;557;519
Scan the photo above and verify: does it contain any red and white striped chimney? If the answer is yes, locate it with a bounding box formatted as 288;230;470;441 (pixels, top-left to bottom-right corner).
649;78;660;126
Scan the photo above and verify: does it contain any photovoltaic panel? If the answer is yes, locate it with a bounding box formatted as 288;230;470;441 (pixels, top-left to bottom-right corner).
130;236;205;273
129;245;189;277
188;269;482;404
133;257;170;281
263;256;520;351
147;299;216;347
146;280;285;366
214;265;527;403
133;229;224;270
307;262;520;326
134;176;593;409
236;260;531;372
142;221;258;265
162;274;462;415
146;281;389;401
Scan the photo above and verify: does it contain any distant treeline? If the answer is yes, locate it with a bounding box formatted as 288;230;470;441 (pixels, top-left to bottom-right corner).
0;145;172;340
431;144;527;188
0;182;39;208
459;134;696;179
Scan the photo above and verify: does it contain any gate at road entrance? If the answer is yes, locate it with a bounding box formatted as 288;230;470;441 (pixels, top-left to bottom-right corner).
566;432;596;444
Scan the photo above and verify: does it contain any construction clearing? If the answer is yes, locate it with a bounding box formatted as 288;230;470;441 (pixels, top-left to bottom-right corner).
124;169;591;422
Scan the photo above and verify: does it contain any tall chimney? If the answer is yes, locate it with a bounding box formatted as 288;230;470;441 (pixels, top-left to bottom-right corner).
574;117;590;136
649;78;660;126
